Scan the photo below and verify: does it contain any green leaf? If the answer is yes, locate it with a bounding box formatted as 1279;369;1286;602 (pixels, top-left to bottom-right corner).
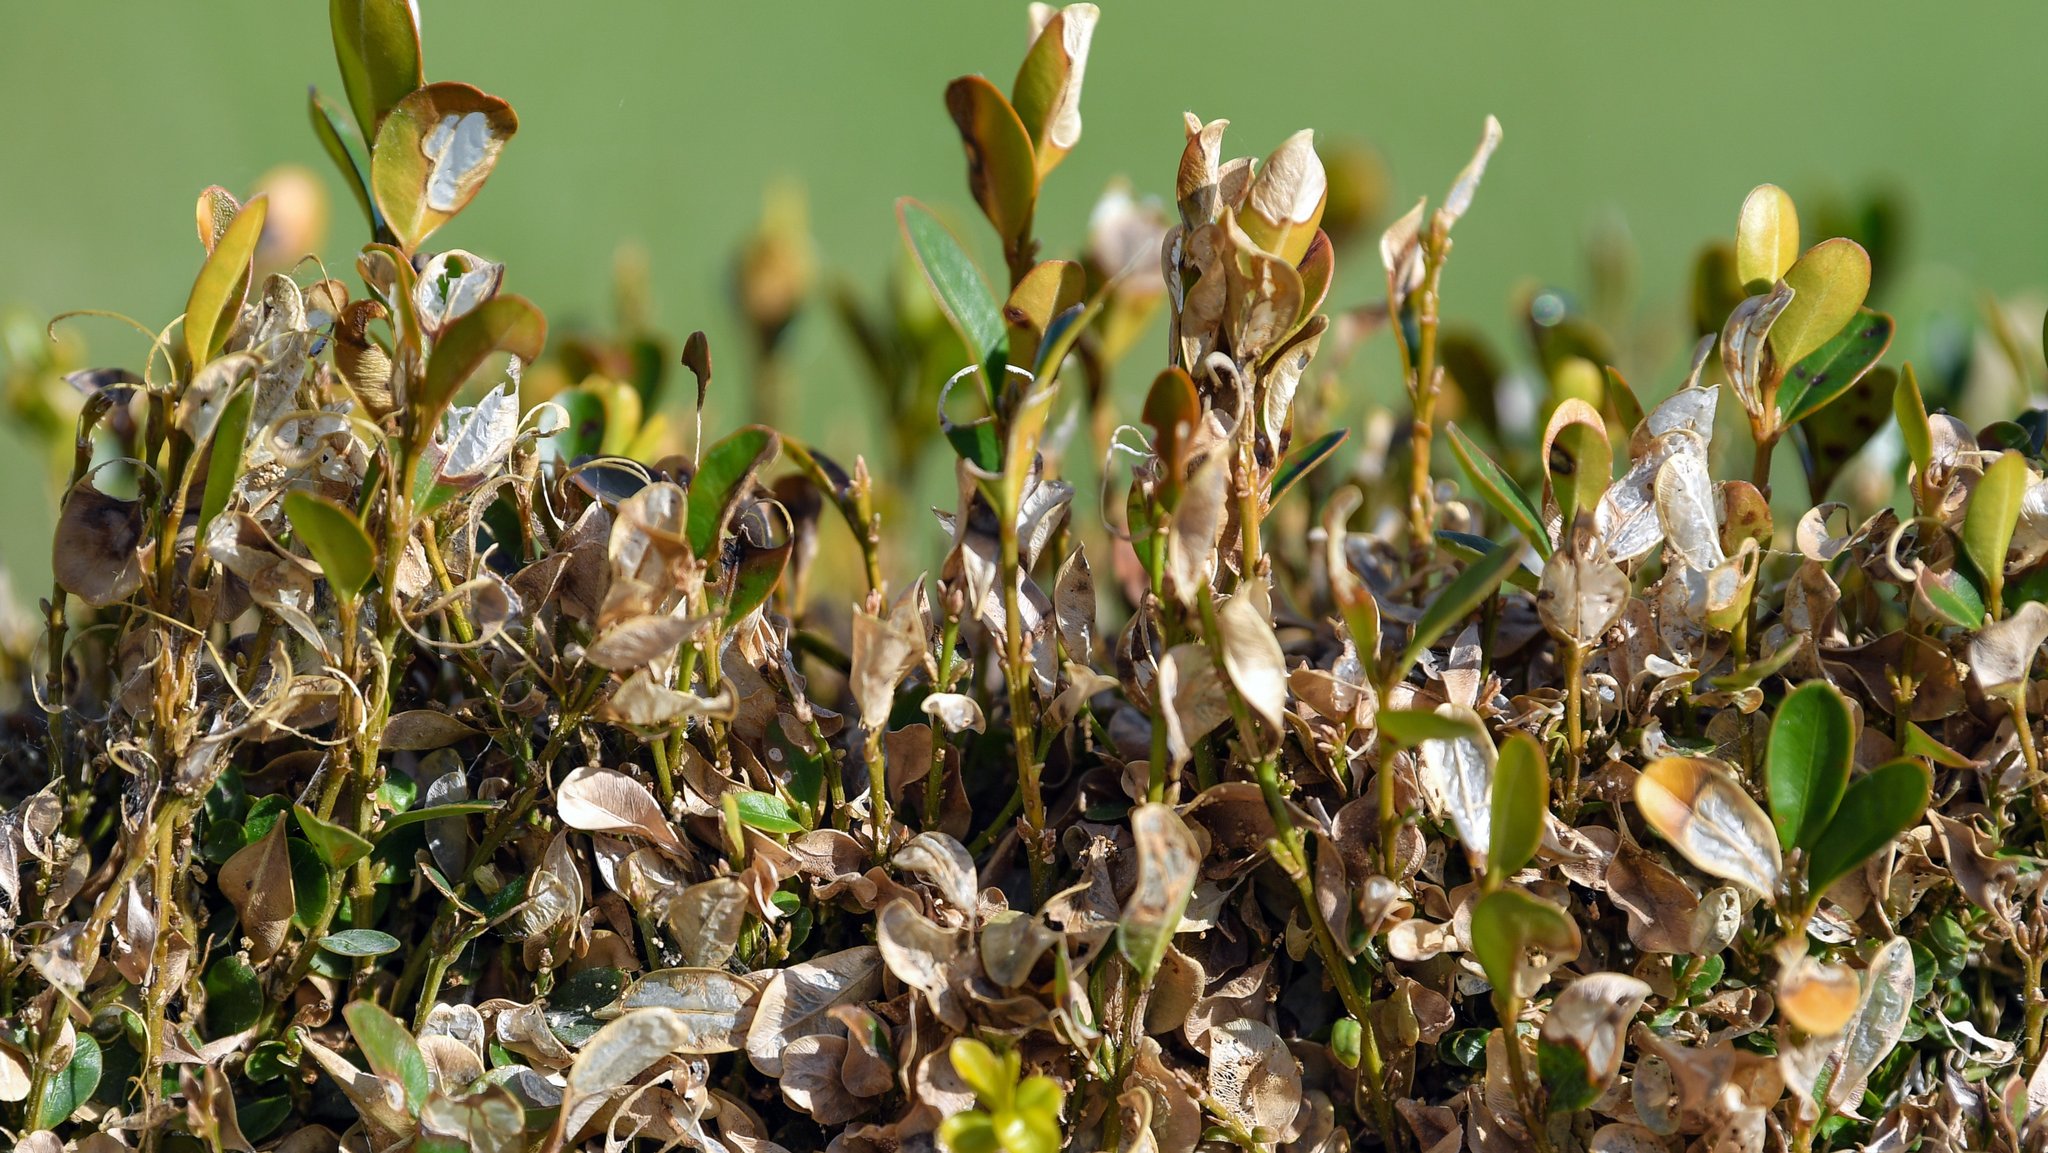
196;386;252;544
544;966;626;1046
1269;429;1348;507
1395;537;1523;680
1776;308;1893;425
1447;423;1549;558
1900;721;1975;769
1805;759;1931;899
898;198;1004;375
375;800;499;837
319;929;402;958
287;837;330;931
943;76;1038;256
1967;450;2028;618
343;1000;431;1114
183;195;268;372
35;1032;101;1129
1546;408;1611;532
1469;888;1579;1014
1376;708;1483;750
948;1037;1009;1106
722;502;793;627
294;803;373;869
1435;530;1539;591
329;0;422;142
204;954;264;1036
1010;3;1094;177
1895;362;1933;482
1538;1035;1597;1115
1736;184;1799;293
417;295;547;438
1768;238;1871;372
284;490;376;602
310;87;381;235
1489;732;1548;884
732;790;803;835
1917;567;1985;630
687;425;781;561
1765;681;1854;853
370;82;519;253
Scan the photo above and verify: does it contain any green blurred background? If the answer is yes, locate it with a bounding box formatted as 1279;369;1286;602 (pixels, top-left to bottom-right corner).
3;0;2045;593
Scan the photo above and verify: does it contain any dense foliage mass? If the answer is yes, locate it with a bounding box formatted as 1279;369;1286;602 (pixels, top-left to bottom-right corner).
4;3;2047;1152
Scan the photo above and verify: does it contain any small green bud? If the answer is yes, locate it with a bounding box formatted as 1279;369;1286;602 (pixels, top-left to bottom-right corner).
1331;1016;1364;1069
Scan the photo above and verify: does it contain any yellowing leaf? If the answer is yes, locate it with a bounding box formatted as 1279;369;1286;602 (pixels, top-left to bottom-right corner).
371;82;519;252
1735;183;1799;292
1634;757;1781;897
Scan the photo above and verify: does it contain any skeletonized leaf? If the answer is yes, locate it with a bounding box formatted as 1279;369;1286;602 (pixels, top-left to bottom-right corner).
614;970;757;1053
1215;591;1287;730
1206;1019;1301;1137
1167;452;1227;605
1634;757;1781;897
1820;938;1915;1113
1538;514;1626;645
851;606;925;730
417;295;546;437
1118;804;1199;981
892;832;979;917
555;765;684;855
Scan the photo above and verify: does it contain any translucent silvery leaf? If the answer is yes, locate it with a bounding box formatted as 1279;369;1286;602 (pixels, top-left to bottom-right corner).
1206;1018;1302;1138
1539;516;1628;646
1719;282;1794;416
1160;642;1229;769
850;604;925;730
1654;450;1724;574
610;970;756;1053
892;832;978;918
920;692;985;734
1167;453;1228;605
414;248;504;335
1118;804;1200;981
436;383;520;485
1633;757;1781;897
1216;590;1287;730
1439;115;1503;230
1819;938;1915;1113
1418;707;1496;864
1641;379;1719;447
1596;431;1702;563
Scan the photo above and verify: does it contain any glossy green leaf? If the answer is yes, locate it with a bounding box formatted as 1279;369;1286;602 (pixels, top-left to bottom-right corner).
1377;707;1483;749
1777;308;1893;425
1436;530;1539;591
1447;423;1548;558
319;929;402;958
898;198;1004;373
183;195;268;372
1966;450;2028;618
722;501;793;627
944;75;1038;255
1765;682;1853;853
376;800;500;835
1545;402;1611;532
1395;537;1523;680
329;0;422;141
1895;362;1933;481
370;82;519;253
686;425;780;561
284;490;376;602
1804;759;1931;899
1735;184;1799;292
288;836;328;931
732;790;803;835
196;386;252;544
1269;428;1348;506
1488;732;1548;884
1917;566;1985;630
1900;721;1975;769
204;954;264;1036
1470;888;1578;1013
35;1032;100;1129
1768;238;1871;372
294;802;373;869
343;1000;431;1113
309;87;380;235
